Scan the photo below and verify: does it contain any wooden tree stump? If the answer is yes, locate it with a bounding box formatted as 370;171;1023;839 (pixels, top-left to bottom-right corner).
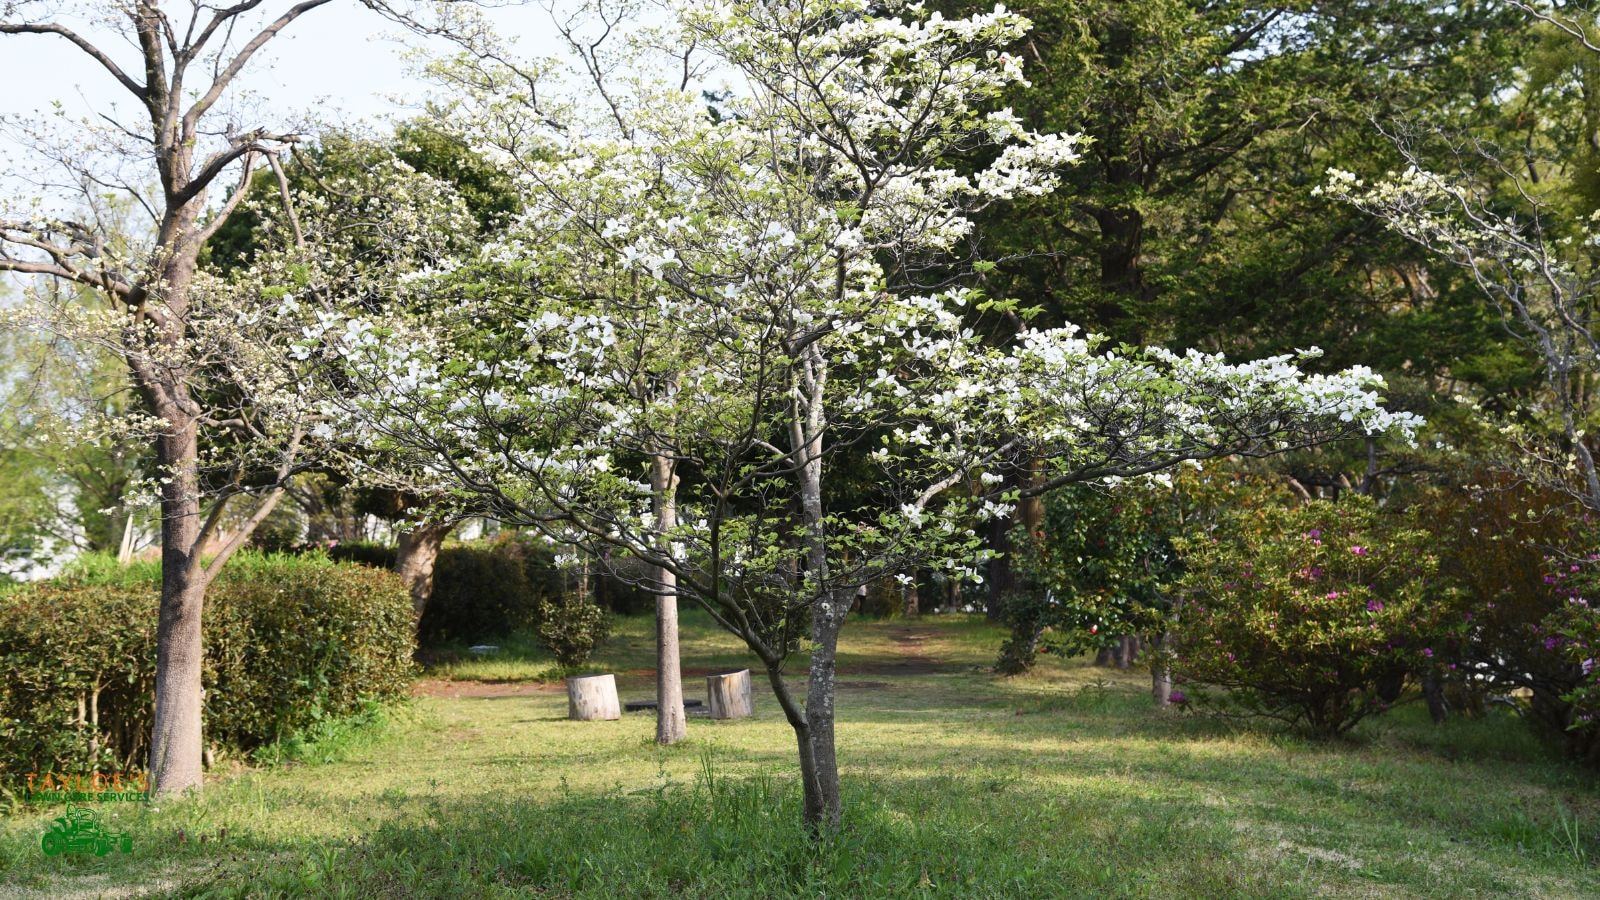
706;669;754;719
567;674;621;721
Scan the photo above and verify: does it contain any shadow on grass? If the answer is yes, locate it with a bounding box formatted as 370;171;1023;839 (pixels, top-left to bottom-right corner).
169;757;1595;899
167;766;1321;899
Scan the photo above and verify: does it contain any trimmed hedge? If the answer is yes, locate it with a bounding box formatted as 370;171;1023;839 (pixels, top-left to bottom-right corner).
420;542;541;645
328;538;547;645
330;535;612;663
0;553;415;776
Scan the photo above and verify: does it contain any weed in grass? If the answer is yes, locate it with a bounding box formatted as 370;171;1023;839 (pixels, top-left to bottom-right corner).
251;701;397;767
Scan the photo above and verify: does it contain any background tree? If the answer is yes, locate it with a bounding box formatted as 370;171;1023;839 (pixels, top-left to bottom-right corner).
206;122;518;618
0;0;436;796
927;0;1531;612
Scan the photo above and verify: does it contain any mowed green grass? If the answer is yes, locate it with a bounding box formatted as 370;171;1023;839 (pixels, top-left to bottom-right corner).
2;610;1596;898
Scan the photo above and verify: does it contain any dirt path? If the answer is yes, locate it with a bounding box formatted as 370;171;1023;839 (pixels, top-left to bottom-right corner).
838;624;953;676
411;679;564;699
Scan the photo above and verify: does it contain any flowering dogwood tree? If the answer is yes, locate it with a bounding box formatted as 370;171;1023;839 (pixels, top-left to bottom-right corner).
0;0;368;797
302;0;1420;829
0;0;478;794
1321;162;1600;516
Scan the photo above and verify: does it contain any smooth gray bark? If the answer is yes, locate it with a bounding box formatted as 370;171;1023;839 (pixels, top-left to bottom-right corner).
650;452;687;745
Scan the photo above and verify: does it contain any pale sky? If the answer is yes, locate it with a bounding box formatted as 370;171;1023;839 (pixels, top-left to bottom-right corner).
0;2;565;126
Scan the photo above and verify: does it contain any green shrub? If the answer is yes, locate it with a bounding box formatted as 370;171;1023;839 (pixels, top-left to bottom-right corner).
593;552;659;615
203;554;416;750
1173;496;1463;737
0;553;415;776
998;467;1275;674
330;533;612;664
1543;554;1600;767
327;540;398;569
535;592;612;669
1418;481;1598;763
418;541;542;645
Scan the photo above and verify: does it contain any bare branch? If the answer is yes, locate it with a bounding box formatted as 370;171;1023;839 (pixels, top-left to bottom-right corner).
1511;1;1600;54
182;0;337;131
0;22;146;97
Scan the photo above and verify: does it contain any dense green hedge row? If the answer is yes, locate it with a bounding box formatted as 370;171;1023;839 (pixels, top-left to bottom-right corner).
0;553;415;776
328;537;611;662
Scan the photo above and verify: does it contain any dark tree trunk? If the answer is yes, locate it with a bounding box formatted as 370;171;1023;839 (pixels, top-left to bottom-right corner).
1094;646;1116;667
394;522;452;620
803;589;846;829
1422;671;1449;724
148;414;206;797
984;513;1012;621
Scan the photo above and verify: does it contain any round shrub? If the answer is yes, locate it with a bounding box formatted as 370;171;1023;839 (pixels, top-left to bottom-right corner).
0;553;415;776
1173;496;1463;737
204;553;417;750
997;468;1275;674
1417;480;1599;763
535;592;613;669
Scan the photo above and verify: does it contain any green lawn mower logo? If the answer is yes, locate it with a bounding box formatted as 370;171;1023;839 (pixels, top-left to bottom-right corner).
40;805;133;857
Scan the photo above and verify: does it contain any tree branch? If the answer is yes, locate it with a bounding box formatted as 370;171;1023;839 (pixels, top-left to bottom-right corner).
0;22;146;97
183;0;337;131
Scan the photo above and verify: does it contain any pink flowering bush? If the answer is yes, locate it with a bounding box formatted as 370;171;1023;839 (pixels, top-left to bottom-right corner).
1173;495;1463;737
1419;482;1598;765
1542;556;1600;766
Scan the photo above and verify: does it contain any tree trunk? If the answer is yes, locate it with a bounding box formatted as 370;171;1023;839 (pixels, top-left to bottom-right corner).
148;415;206;798
394;522;452;620
1115;634;1137;669
1094;646;1115;667
649;452;687;745
902;575;919;617
1151;632;1173;706
706;669;754;719
984;513;1012;621
804;590;846;830
793;341;842;831
1423;671;1449;724
566;674;621;720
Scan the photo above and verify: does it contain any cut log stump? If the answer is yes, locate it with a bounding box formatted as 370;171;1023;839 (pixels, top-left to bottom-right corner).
706;669;754;720
567;674;621;721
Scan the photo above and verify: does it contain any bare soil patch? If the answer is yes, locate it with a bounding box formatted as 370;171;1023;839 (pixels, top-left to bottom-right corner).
411;679;564;699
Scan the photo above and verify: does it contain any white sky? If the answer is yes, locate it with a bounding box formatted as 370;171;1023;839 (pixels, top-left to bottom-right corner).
0;2;565;126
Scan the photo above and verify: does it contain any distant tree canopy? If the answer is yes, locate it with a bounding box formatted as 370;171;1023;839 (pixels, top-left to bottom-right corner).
204;120;518;275
933;0;1535;388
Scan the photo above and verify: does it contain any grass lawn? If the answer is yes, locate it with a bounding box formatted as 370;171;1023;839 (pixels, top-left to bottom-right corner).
2;609;1596;898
